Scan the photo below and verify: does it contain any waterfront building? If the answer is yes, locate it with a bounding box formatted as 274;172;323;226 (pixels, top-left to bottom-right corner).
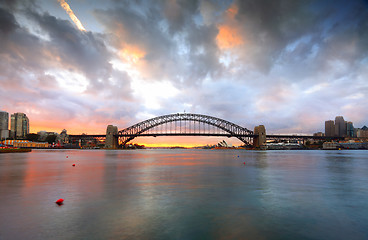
354;128;358;138
0;111;9;140
325;120;335;137
313;132;324;137
0;130;10;140
0;111;8;130
346;121;355;137
57;129;69;144
334;116;346;137
357;126;368;138
10;113;29;139
322;142;338;150
3;140;49;148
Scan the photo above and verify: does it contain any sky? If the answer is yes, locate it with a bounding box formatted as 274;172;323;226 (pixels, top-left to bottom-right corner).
0;0;368;147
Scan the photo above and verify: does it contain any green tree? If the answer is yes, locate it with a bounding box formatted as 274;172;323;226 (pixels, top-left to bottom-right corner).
45;135;57;144
26;133;39;142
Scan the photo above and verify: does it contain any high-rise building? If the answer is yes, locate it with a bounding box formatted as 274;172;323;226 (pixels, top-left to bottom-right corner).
346;121;355;137
334;116;346;137
0;111;9;140
325;120;335;137
10;113;29;139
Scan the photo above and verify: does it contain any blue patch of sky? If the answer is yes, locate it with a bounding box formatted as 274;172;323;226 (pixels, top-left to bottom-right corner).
174;32;190;56
285;35;312;53
193;14;203;27
318;0;360;40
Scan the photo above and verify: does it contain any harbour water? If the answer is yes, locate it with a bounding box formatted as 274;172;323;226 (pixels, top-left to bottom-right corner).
0;149;368;239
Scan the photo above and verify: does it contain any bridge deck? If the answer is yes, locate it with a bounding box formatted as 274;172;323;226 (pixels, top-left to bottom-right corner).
119;133;256;137
70;134;344;140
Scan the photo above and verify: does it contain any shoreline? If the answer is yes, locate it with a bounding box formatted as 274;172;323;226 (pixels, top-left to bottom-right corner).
0;148;32;153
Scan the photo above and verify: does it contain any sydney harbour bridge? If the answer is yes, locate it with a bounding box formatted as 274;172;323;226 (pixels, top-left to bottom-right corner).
69;113;342;149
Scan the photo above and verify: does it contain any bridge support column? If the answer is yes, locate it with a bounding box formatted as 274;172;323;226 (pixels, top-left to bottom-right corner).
106;125;118;149
253;125;266;150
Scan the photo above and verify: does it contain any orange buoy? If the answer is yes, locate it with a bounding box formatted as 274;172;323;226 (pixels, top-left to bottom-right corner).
72;164;75;167
55;198;64;205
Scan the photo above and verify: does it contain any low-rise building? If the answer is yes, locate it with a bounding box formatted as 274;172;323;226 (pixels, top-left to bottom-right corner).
3;140;49;148
313;132;325;137
357;126;368;138
322;142;338;150
13;141;49;148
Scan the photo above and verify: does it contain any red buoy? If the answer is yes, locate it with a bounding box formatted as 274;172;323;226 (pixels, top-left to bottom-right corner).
66;156;68;158
243;162;246;165
72;164;75;167
55;198;64;205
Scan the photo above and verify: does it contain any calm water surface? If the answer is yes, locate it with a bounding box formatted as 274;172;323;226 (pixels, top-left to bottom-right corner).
0;149;368;240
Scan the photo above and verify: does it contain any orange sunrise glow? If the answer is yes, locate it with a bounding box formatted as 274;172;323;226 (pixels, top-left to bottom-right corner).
119;44;146;64
132;136;241;148
216;25;244;49
226;4;239;19
1;0;367;148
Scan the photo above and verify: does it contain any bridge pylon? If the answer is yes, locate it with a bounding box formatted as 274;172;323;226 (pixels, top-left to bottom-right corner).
253;125;266;149
106;125;118;149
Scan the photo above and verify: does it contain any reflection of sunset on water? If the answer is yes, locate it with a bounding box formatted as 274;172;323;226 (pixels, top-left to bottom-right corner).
19;151;105;202
132;136;241;148
1;150;368;239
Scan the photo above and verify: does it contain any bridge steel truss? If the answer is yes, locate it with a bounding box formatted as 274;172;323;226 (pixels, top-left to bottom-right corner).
118;113;254;146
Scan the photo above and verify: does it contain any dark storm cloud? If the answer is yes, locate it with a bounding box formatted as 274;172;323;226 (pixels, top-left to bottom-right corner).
27;10;112;88
95;0;223;85
163;0;199;33
233;0;319;73
0;7;19;34
92;0;368;132
186;23;223;84
234;0;368;73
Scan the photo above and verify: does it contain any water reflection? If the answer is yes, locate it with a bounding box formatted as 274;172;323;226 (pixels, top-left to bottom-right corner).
0;149;368;239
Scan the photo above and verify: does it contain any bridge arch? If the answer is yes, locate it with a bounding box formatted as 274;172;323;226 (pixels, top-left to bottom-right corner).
118;113;253;146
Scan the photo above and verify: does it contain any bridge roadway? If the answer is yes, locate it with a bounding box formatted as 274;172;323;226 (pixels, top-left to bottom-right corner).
266;135;344;140
69;133;344;140
68;112;345;148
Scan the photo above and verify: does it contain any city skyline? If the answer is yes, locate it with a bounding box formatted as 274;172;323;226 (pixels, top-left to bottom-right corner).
1;109;366;148
1;0;368;146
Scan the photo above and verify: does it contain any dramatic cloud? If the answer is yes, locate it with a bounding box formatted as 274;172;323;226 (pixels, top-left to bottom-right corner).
0;0;367;145
0;1;137;134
